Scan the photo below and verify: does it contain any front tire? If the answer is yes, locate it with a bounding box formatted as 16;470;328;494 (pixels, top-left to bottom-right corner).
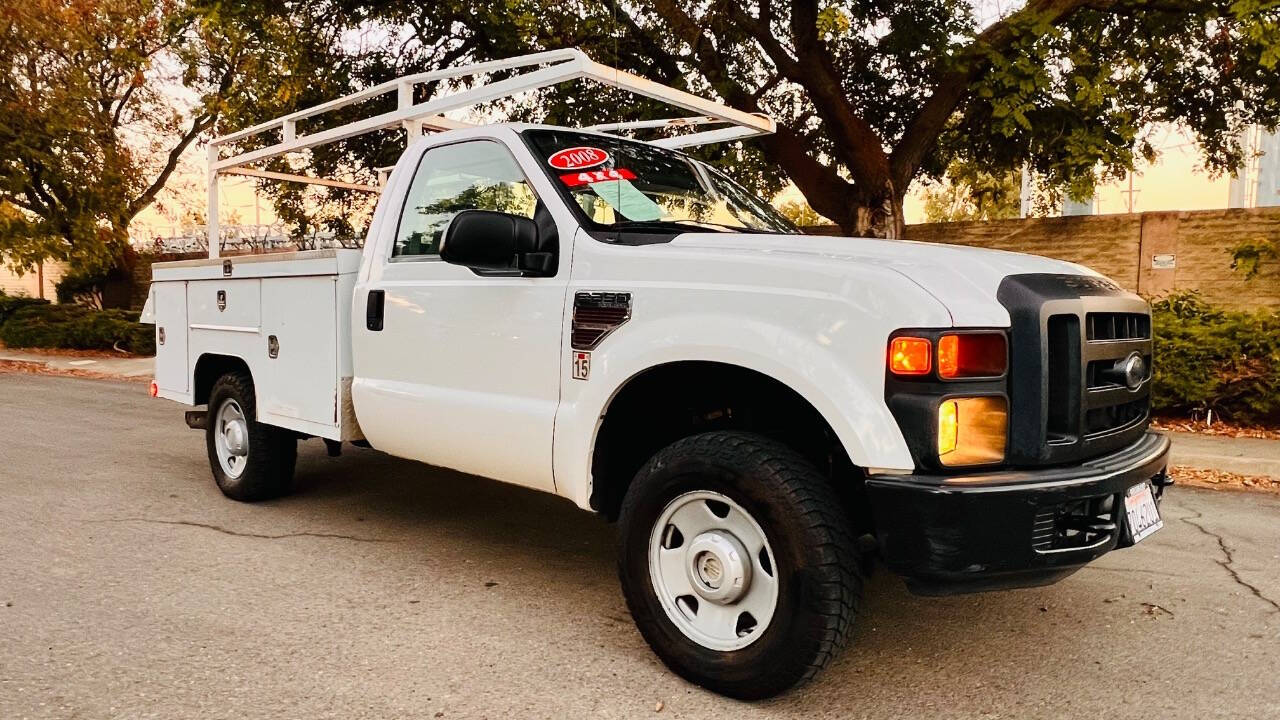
617;431;862;699
205;372;296;502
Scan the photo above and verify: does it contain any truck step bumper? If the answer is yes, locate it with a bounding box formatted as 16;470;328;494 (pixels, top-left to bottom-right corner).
865;430;1171;596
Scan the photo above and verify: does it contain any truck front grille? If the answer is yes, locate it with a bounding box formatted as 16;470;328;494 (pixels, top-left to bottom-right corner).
1086;312;1150;341
999;275;1152;466
1031;494;1117;553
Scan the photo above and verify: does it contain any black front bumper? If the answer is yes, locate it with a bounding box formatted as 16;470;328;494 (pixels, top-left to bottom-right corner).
866;430;1171;596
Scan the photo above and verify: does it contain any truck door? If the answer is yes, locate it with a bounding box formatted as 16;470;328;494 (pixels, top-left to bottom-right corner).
352;138;567;492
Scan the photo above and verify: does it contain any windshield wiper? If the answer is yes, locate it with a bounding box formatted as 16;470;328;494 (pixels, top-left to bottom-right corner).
610;219;734;233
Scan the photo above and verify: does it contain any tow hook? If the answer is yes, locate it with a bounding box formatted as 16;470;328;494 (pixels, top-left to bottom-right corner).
185;411;208;430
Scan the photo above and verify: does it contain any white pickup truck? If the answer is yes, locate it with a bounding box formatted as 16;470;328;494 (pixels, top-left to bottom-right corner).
144;53;1170;699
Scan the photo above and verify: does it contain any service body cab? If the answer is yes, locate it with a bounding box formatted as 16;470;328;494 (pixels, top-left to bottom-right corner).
145;72;1170;699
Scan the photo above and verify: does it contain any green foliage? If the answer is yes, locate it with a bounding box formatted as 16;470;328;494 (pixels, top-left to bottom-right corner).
0;298;154;355
777;200;830;228
920;159;1023;223
1229;237;1278;279
53;246;138;308
1;287;155;354
1150;292;1280;421
0;290;50;325
0;1;341;270
229;0;1280;237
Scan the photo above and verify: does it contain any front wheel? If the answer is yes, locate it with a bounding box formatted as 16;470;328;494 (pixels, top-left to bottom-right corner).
616;431;862;699
205;372;296;502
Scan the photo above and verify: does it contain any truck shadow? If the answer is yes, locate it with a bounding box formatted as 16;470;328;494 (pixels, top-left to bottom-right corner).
284;441;1109;708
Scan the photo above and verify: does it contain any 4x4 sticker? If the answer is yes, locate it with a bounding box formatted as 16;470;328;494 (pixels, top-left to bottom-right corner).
560;168;635;187
548;146;610;170
572;351;591;381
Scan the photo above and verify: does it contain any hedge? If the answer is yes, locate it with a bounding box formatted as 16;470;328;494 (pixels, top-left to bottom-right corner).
0;292;155;355
1150;292;1280;422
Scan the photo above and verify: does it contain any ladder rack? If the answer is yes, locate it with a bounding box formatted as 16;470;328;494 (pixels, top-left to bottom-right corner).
205;48;775;258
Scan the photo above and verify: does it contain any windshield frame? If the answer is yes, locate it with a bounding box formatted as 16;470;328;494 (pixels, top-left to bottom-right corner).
518;128;799;244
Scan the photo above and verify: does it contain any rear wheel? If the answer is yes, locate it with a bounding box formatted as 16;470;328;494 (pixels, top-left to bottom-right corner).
616;431;861;699
205;372;296;502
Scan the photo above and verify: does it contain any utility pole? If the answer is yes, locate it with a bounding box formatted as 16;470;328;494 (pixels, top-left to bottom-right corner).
1121;172;1140;213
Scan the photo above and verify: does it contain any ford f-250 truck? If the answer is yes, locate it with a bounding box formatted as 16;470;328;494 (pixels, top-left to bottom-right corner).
142;51;1171;699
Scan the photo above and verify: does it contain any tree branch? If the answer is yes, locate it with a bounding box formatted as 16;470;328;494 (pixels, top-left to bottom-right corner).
890;0;1112;190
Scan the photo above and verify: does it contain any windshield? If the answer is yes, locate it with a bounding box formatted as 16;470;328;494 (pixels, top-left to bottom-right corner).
522;129;797;236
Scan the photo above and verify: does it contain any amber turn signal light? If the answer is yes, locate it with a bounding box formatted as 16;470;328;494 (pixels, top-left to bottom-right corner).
889;337;931;375
937;333;1007;379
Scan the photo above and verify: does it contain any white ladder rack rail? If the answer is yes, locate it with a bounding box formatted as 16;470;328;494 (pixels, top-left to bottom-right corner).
204;48;775;258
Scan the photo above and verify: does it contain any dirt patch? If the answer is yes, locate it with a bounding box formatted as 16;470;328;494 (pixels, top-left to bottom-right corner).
0;342;149;360
0;359;149;384
1171;465;1280;495
1152;417;1280;441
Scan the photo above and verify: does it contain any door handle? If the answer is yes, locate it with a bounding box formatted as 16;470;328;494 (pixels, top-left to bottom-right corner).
366;289;385;331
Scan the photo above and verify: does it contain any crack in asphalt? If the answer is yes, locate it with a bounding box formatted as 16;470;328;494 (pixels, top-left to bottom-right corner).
90;518;393;544
1179;509;1280;614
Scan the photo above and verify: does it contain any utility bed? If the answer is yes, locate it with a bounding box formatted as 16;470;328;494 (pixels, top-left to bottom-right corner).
144;249;363;440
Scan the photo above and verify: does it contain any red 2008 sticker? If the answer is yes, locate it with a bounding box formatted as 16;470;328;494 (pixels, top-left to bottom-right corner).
548;146;610;170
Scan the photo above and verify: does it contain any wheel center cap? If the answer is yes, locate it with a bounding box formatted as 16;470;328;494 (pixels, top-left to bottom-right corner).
686;531;751;604
224;420;248;455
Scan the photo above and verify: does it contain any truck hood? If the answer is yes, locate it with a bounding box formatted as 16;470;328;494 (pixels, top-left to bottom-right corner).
669;232;1101;326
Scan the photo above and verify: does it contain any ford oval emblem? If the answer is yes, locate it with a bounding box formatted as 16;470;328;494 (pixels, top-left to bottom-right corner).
1121;352;1145;390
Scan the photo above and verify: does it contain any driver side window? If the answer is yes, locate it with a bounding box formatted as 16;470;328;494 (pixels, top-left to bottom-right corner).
393;141;538;257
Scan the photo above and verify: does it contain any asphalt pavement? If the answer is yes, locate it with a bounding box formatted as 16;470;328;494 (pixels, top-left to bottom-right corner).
1;373;1278;719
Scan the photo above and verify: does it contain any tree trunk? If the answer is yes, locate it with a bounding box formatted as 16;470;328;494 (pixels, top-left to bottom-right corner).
840;193;907;240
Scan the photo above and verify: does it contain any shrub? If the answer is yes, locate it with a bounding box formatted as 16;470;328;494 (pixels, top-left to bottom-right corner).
0;290;50;325
0;303;154;355
1151;292;1280;422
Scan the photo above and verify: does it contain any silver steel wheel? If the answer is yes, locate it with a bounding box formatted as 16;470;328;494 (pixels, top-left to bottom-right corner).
214;398;250;479
648;490;779;651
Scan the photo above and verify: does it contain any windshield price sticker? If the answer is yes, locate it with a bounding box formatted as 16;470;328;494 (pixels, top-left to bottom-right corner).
548;146;611;170
560;168;636;187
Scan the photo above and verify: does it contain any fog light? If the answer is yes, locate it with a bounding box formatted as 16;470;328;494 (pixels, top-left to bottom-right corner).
937;400;959;455
938;396;1007;466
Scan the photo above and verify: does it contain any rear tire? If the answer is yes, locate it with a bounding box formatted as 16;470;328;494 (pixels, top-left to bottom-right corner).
205;372;296;502
616;431;861;699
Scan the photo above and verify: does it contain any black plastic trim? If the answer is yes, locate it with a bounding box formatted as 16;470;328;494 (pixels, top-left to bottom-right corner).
865;431;1170;595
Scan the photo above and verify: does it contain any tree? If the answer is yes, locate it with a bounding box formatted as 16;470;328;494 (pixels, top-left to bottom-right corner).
0;0;345;271
258;0;1280;238
777;199;830;227
921;159;1022;223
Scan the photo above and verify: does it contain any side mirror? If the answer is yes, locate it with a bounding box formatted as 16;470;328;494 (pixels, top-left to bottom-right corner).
440;210;540;272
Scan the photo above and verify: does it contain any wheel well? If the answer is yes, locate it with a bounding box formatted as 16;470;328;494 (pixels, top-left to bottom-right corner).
590;361;870;528
193;354;252;406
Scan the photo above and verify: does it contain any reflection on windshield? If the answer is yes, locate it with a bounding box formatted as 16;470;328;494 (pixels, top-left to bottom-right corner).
525;129;797;235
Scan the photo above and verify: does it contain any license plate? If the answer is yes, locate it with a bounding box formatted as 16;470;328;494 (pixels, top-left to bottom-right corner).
1124;482;1163;544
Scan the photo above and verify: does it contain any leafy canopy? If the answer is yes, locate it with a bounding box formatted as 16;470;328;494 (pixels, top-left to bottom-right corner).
0;0;344;270
237;0;1280;237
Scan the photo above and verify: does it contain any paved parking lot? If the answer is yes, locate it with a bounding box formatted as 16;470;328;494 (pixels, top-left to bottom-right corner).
1;373;1278;719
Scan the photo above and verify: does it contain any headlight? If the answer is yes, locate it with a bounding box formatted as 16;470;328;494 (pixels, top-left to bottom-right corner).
937;396;1008;466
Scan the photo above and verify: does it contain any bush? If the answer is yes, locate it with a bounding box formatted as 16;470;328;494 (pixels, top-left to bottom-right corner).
1151;292;1280;422
0;290;50;325
0;302;155;355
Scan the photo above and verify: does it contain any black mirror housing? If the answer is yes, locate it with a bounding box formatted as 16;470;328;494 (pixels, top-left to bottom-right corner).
440;210;539;271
